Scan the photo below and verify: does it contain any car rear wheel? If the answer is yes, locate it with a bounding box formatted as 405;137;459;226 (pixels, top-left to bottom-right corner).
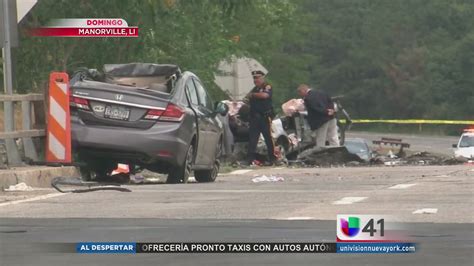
166;144;193;184
195;141;221;183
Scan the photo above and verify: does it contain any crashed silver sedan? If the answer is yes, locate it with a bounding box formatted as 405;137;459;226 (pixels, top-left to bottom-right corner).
70;63;228;183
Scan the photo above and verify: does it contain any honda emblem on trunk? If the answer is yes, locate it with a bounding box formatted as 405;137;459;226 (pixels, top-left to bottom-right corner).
115;94;124;101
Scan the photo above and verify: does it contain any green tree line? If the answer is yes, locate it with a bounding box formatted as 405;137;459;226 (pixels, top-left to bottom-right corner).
1;0;473;120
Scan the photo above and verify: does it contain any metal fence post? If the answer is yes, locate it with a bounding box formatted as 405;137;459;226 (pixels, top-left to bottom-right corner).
21;100;38;161
2;0;22;166
2;100;22;166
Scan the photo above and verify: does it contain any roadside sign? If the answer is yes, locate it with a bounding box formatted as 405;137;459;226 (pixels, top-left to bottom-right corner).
17;0;37;23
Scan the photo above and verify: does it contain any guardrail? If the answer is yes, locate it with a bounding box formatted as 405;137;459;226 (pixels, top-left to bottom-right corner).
0;93;45;166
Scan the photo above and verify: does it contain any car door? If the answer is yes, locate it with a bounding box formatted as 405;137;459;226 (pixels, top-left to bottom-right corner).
193;78;220;165
184;78;208;166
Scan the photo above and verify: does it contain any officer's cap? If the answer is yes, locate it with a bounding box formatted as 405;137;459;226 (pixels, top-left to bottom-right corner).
251;70;265;77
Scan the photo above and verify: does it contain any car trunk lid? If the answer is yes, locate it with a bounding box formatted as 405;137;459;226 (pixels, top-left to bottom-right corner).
71;80;172;129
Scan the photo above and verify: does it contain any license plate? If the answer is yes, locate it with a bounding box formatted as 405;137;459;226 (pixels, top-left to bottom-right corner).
104;105;130;120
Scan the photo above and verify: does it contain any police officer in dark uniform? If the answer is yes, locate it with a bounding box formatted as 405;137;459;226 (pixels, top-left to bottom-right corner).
245;70;277;166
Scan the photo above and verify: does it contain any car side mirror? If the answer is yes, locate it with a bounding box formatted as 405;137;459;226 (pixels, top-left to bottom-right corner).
452;144;458;148
214;101;229;116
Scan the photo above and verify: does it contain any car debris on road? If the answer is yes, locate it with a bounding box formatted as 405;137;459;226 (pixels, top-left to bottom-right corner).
296;146;363;167
251;175;284;183
4;182;34;192
223;96;352;165
51;176;131;193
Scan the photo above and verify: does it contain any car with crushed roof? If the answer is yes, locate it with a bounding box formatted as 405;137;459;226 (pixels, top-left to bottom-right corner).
70;63;228;183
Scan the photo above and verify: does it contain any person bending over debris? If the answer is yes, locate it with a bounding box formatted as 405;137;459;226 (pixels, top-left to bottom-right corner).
297;84;339;147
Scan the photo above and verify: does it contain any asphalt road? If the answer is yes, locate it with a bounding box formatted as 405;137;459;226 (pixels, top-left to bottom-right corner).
0;165;473;265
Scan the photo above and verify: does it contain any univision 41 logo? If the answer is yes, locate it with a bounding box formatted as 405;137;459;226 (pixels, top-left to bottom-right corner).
337;215;404;242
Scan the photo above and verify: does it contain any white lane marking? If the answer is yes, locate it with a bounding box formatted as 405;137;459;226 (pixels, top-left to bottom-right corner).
281;217;315;220
435;175;450;178
389;183;417;189
332;197;367;205
229;169;253;175
130;189;318;193
0;193;66;207
412;208;438;214
273;167;285;170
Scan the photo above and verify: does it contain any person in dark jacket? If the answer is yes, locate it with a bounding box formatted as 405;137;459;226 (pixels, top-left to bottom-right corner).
245;70;277;166
297;84;339;147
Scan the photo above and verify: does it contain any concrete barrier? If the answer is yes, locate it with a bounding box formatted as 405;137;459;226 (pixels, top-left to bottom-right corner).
0;166;80;188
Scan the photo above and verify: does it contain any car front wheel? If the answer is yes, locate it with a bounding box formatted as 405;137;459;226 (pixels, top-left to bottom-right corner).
167;145;193;184
195;141;221;183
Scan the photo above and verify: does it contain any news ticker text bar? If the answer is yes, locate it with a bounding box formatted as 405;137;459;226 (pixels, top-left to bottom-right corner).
75;242;416;254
